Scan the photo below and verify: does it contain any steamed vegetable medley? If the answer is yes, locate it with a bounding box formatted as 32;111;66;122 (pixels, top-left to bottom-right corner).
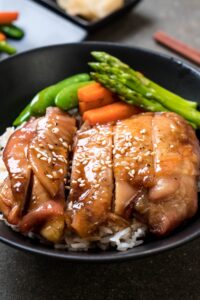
14;51;200;128
0;11;24;55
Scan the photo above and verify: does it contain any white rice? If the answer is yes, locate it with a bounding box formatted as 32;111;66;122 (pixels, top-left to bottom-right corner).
0;127;146;251
0;127;14;184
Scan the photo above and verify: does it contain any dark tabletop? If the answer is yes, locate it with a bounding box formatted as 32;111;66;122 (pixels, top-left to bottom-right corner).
1;0;200;299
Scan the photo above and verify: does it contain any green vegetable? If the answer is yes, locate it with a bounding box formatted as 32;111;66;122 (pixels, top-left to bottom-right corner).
90;51;200;128
30;73;90;115
91;51;197;110
91;72;168;112
89;62;197;111
13;104;31;127
0;41;16;55
13;73;90;126
0;24;24;40
55;81;93;110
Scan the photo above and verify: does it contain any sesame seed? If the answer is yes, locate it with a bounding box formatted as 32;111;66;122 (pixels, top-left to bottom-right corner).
144;151;151;156
37;153;42;159
59;169;64;174
65;186;70;190
129;169;135;177
140;129;147;134
48;144;54;150
41;157;47;161
63;142;68;149
46;174;53;179
52;128;59;134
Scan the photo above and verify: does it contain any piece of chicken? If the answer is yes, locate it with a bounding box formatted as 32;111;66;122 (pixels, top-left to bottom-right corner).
0;177;14;219
1;118;37;224
20;108;76;242
67;122;114;237
113;112;200;236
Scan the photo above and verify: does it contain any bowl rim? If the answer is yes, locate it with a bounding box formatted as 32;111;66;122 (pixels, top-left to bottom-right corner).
0;41;200;262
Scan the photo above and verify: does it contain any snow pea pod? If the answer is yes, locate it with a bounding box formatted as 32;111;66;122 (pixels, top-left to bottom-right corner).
30;73;90;115
13;73;90;126
0;41;16;54
0;24;24;40
13;104;31;127
55;81;93;110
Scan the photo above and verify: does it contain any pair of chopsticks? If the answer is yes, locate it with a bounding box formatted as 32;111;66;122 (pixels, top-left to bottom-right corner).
154;31;200;66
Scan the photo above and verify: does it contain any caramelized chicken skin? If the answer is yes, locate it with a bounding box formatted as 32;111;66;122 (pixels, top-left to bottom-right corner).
113;113;154;217
0;108;76;242
1;119;37;224
114;112;200;235
67;122;114;237
21;108;76;242
0;110;199;243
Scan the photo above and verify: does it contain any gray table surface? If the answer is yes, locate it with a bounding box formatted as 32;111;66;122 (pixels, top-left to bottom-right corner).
1;0;200;299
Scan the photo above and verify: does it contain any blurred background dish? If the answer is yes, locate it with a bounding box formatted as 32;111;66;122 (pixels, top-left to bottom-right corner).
0;0;86;57
34;0;142;30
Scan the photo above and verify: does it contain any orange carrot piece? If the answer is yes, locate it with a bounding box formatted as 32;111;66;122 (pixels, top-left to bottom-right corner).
83;102;141;125
79;95;115;115
78;82;114;103
78;82;116;114
0;32;6;41
0;12;19;24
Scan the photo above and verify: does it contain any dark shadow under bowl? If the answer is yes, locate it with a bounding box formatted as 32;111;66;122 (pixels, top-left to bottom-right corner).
0;42;200;262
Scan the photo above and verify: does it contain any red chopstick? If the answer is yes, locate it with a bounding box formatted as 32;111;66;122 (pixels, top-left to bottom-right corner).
153;31;200;66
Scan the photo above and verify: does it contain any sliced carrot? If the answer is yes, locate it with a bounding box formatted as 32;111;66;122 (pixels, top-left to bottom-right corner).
79;95;116;115
0;32;6;41
78;82;116;114
83;102;141;125
0;12;19;24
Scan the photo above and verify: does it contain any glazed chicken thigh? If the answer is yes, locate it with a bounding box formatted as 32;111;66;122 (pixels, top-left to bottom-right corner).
113;112;200;235
0;109;199;243
0;108;76;242
67;123;114;237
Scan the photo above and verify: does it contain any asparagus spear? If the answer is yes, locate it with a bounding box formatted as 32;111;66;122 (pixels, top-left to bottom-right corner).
91;51;197;110
91;72;168;112
90;52;200;127
90;62;200;126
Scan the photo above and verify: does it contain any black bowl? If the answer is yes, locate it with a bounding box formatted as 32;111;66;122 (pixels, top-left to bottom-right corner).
1;42;200;262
